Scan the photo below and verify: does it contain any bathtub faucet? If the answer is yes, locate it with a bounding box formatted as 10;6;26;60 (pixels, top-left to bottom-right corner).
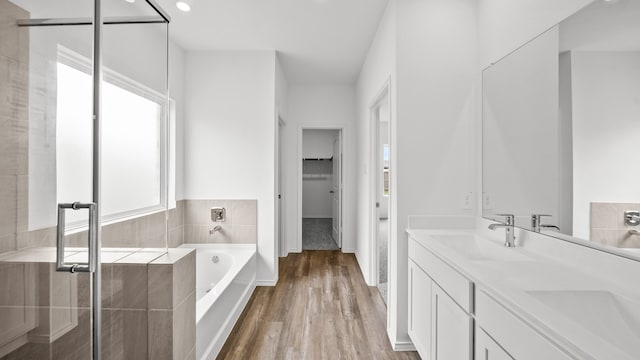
210;225;222;235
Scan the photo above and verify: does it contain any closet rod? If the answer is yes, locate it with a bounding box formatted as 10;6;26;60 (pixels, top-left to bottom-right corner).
302;156;333;161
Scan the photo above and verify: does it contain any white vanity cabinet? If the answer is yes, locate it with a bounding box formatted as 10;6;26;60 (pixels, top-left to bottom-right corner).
475;326;513;360
408;237;473;360
475;290;574;360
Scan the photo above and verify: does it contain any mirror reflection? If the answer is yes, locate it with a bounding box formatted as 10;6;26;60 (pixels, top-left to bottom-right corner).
483;0;640;255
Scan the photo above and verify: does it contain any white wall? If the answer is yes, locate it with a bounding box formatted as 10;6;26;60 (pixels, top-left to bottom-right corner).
183;50;277;284
393;0;478;348
302;179;333;218
570;51;640;238
283;85;357;253
356;0;477;349
302;130;337;159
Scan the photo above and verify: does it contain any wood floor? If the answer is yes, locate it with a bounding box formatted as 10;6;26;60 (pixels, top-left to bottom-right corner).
217;251;421;360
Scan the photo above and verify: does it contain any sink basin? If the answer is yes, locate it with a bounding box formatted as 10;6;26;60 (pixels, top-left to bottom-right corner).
526;290;640;357
435;235;533;262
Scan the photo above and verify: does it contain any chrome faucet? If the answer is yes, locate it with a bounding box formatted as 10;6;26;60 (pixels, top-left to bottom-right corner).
488;214;516;247
530;214;560;232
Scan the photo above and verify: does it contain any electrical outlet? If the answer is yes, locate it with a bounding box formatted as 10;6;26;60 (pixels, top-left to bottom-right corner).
463;192;473;209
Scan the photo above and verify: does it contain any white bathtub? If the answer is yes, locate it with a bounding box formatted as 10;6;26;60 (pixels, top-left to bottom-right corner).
180;243;256;360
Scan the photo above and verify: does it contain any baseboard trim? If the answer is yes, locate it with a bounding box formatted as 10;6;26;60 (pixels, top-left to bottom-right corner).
391;340;416;352
256;279;278;286
341;247;356;253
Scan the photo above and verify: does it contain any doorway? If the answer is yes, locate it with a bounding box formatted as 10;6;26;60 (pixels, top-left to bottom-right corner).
300;129;342;250
372;89;391;305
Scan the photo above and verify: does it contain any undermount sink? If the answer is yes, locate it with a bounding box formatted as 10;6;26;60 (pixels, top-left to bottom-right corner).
435;234;533;262
526;290;640;357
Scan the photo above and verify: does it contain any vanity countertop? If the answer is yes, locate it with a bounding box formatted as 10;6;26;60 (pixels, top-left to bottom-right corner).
407;229;640;360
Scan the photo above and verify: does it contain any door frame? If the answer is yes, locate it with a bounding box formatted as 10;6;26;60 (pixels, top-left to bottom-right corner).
276;113;286;257
297;125;344;252
369;81;391;288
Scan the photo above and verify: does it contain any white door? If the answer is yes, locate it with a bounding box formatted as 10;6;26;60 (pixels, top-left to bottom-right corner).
331;134;341;247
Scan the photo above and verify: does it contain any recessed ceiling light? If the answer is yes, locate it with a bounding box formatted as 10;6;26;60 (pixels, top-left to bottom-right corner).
124;0;135;3
176;0;191;12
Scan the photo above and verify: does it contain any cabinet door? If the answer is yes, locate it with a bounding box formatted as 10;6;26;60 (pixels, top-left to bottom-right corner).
432;283;472;360
408;260;432;357
476;327;514;360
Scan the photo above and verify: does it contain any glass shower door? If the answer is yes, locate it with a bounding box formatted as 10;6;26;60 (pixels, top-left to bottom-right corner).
0;0;170;359
0;0;97;359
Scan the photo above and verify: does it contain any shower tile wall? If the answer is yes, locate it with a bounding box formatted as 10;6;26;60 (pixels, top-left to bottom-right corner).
21;202;184;250
0;249;196;360
183;199;257;244
590;202;640;248
0;0;29;255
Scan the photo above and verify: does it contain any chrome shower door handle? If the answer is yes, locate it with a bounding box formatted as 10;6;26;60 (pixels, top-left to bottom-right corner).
56;202;97;273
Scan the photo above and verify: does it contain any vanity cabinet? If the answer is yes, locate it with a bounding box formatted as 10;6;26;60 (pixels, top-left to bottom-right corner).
475;290;573;360
408;260;432;356
475;326;513;360
408;238;473;360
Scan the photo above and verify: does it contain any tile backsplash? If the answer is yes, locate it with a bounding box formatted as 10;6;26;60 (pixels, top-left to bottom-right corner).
13;198;257;252
182;199;257;245
590;202;640;248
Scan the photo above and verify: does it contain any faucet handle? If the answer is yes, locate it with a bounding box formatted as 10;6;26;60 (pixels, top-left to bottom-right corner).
531;214;551;224
495;213;515;225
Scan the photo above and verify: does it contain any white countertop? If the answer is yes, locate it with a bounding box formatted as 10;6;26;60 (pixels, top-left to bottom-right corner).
407;229;640;360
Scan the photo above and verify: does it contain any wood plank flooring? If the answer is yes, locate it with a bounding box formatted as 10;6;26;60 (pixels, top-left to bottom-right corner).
217;251;421;360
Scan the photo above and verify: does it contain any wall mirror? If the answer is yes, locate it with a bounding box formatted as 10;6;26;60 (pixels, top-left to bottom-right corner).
483;0;640;259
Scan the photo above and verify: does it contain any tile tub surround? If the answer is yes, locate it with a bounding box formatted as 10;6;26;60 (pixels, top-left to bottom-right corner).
591;202;640;248
9;202;185;253
0;247;196;360
183;200;257;244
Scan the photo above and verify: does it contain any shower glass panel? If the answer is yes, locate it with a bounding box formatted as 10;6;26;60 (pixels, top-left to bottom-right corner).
0;0;170;359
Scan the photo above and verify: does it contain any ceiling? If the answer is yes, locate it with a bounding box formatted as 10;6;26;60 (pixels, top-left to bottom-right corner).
154;0;389;84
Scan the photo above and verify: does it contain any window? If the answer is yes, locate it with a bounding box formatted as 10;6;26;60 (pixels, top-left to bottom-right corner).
56;48;169;227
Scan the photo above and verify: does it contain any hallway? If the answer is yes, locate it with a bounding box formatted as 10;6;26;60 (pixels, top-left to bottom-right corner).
217;251;420;359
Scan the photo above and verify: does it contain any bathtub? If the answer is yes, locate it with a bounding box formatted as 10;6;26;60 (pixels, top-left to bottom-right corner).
180;243;256;360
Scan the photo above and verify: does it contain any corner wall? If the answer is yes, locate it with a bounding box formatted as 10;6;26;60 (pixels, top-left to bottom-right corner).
183;50;277;284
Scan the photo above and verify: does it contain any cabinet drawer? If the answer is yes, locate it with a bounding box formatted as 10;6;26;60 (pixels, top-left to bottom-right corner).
408;237;473;313
476;290;574;360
